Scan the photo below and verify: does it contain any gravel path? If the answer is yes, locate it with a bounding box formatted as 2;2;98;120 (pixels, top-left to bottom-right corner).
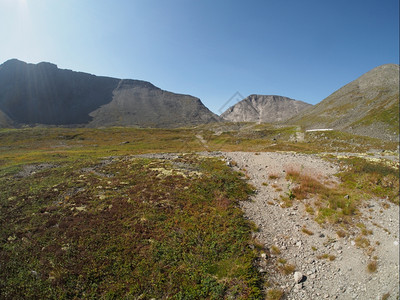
222;152;399;300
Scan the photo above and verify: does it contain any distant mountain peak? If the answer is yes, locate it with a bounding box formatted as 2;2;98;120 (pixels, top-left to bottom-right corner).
221;94;312;123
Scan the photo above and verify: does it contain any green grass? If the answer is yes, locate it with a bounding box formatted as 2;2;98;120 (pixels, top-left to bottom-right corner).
0;138;263;299
338;157;399;204
352;97;399;134
0;126;397;169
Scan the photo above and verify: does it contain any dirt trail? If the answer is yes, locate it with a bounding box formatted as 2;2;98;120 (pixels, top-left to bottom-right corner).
222;152;399;300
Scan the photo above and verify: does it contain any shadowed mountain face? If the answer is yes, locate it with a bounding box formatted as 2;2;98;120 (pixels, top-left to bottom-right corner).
0;59;120;125
220;95;312;123
287;64;400;141
0;59;220;128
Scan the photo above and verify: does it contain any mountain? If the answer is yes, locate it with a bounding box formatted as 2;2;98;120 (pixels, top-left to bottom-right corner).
87;79;219;128
287;64;400;141
0;109;13;127
220;95;312;123
0;59;220;128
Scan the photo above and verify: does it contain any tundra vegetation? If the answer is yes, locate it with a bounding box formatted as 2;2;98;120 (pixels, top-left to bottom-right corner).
0;126;398;299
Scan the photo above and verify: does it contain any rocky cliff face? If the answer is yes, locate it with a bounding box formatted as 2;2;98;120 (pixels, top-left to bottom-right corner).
88;79;220;128
286;64;400;141
220;95;312;123
0;59;220;128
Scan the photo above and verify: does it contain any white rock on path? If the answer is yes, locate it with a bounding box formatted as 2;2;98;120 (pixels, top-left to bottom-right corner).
294;271;303;283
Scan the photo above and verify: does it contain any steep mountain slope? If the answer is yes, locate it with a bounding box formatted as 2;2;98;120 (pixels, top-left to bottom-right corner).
287;64;400;141
0;59;120;125
0;109;13;127
0;59;220;128
220;95;312;123
88;79;219;128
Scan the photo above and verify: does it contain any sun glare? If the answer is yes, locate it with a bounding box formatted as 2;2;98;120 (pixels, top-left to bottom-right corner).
1;0;29;11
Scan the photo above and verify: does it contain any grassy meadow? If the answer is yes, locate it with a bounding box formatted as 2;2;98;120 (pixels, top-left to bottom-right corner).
0;125;398;299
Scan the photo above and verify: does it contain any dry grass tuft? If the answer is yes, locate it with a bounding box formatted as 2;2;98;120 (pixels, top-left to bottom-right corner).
285;166;301;179
278;258;287;264
317;253;336;261
301;227;314;235
280;263;295;275
269;173;280;180
355;236;370;248
367;260;378;273
270;245;281;255
305;205;315;215
336;230;347;238
266;288;284;300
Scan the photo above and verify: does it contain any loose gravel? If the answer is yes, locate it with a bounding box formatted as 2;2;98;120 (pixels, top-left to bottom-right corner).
222;151;399;300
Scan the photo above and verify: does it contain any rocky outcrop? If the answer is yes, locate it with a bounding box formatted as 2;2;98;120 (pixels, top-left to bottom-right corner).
220;95;312;123
0;59;220;128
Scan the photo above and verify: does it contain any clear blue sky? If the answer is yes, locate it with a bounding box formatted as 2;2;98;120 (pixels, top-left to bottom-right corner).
0;0;399;114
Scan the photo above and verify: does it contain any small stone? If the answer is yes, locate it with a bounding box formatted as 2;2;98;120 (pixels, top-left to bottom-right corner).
296;241;302;247
394;241;399;246
333;244;342;250
350;240;356;246
294;271;303;283
294;283;303;291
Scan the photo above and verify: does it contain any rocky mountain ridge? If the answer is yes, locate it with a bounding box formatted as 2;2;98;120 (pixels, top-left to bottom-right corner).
220;95;312;123
0;59;220;128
